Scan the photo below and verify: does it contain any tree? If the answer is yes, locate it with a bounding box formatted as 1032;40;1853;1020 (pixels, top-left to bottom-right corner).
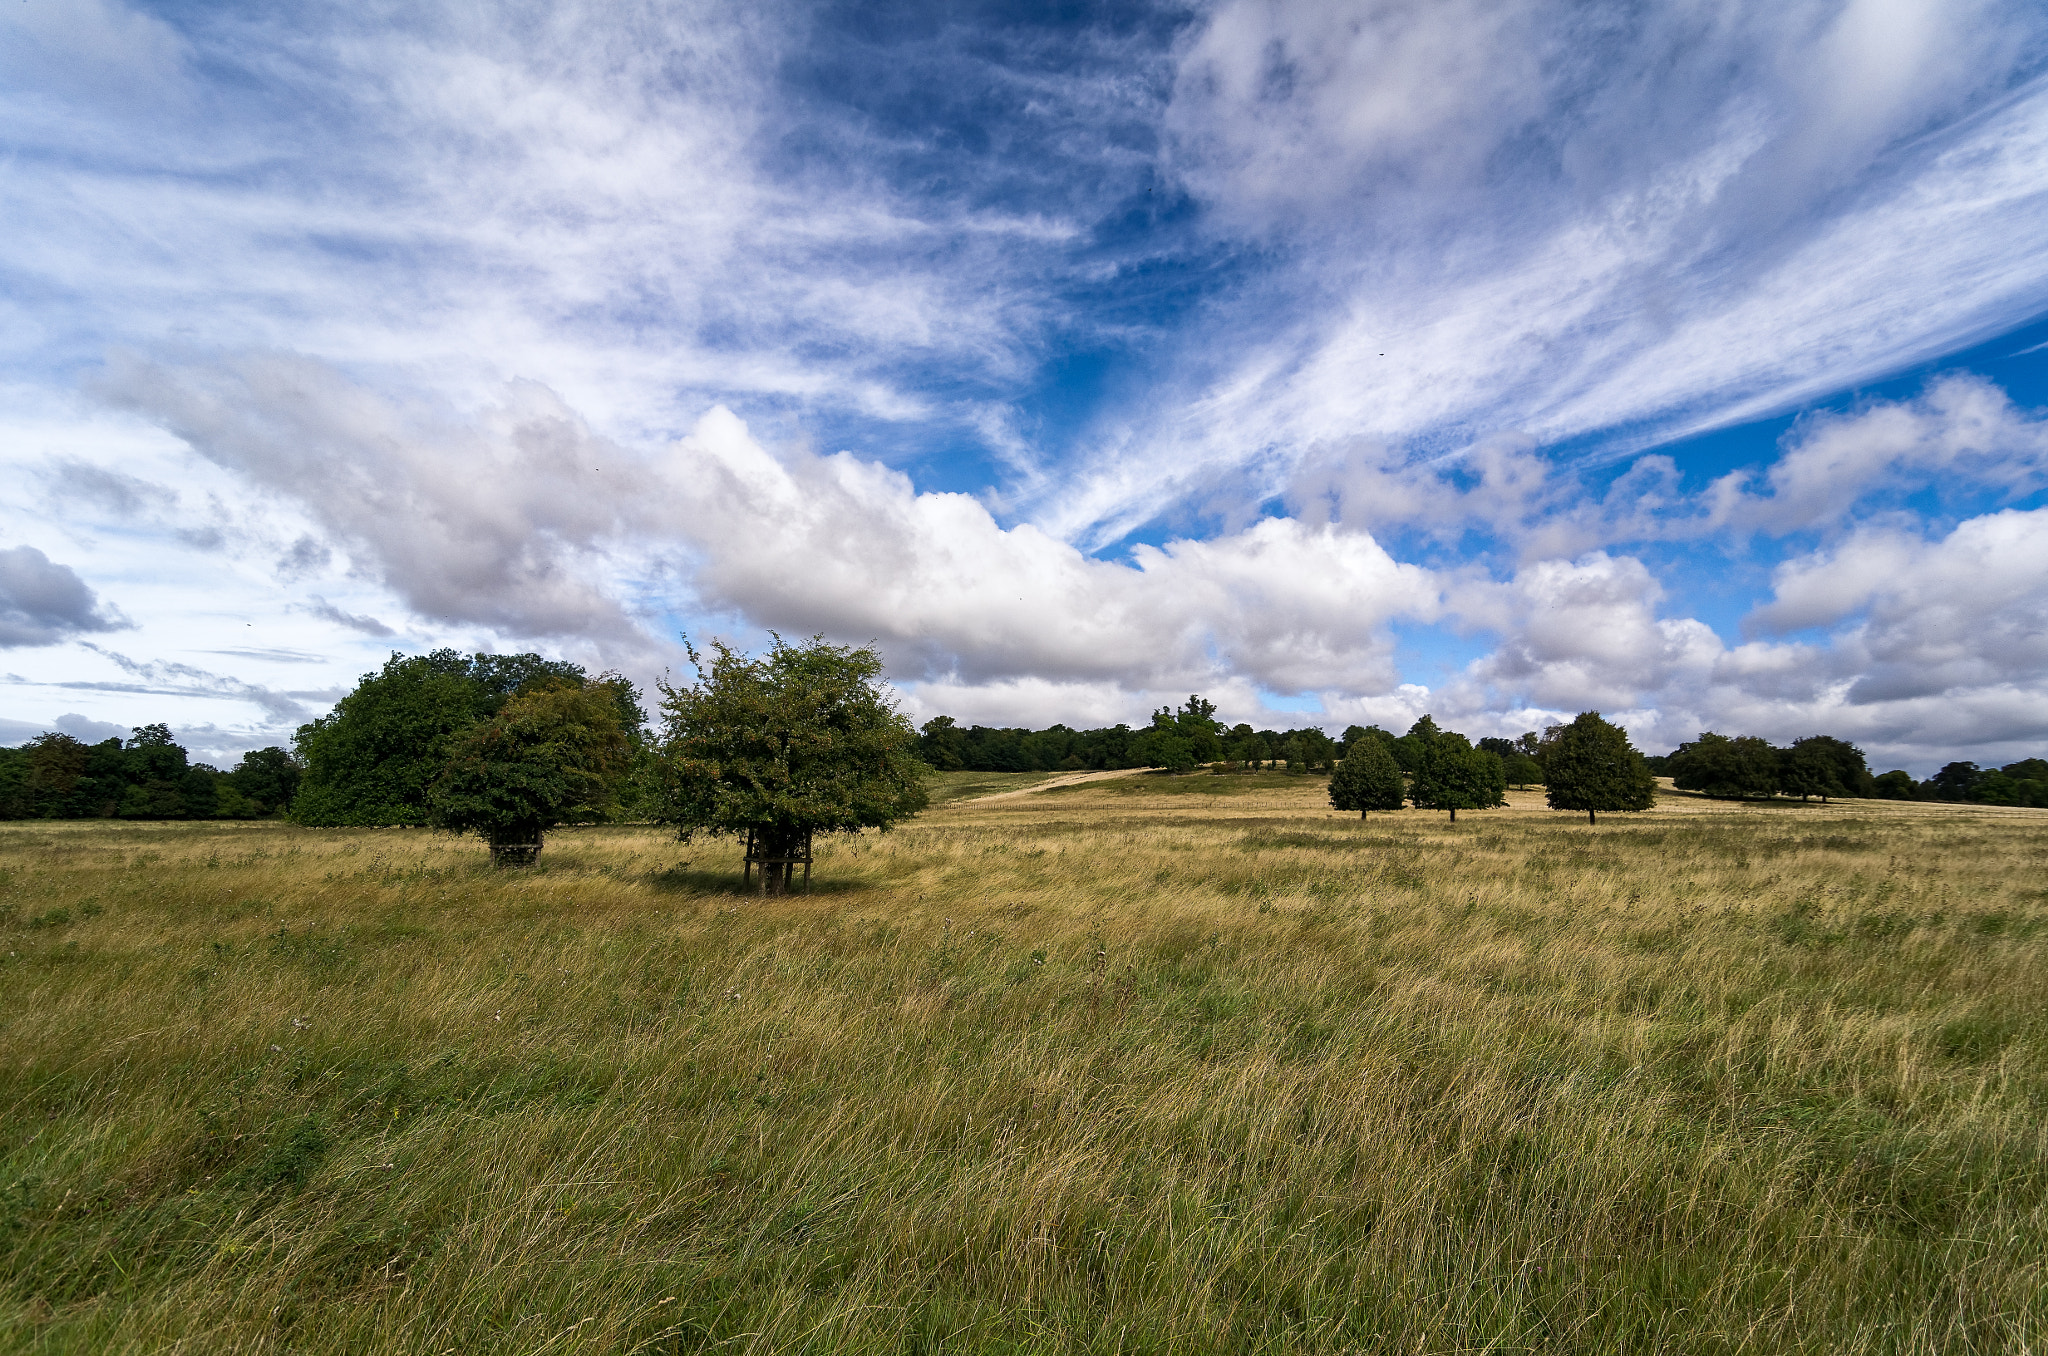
118;724;191;818
1925;762;1983;801
1668;733;1780;799
1171;695;1225;763
1779;735;1871;801
1872;770;1918;800
1503;754;1545;789
1341;725;1400;763
292;649;593;825
1133;718;1197;773
1293;728;1337;772
649;636;929;894
1409;731;1505;823
918;715;968;771
1542;711;1656;825
1328;736;1404;819
228;746;301;815
1394;716;1441;774
427;680;633;864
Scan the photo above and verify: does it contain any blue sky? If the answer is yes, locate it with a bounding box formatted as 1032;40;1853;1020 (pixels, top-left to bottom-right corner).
4;0;2048;774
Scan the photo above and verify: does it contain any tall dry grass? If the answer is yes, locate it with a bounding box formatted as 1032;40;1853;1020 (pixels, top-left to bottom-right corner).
1;775;2044;1353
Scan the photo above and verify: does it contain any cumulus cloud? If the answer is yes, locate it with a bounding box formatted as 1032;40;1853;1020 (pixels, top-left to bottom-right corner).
1709;374;2048;532
1455;554;1723;712
1426;506;2048;766
100;353;1450;698
99;353;667;656
1759;508;2048;705
669;406;1442;692
0;545;126;647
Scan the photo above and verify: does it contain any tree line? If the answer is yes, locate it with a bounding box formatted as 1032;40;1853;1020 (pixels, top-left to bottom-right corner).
1653;734;2048;807
4;642;2042;867
0;726;299;821
918;699;1341;776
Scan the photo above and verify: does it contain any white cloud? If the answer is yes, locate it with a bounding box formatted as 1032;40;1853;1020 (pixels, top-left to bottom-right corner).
1047;0;2048;544
103;357;1448;696
1455;553;1723;712
1710;374;2048;533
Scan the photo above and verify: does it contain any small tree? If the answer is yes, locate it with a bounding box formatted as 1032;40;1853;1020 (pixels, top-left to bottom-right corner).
1329;736;1404;819
650;636;929;894
427;680;633;864
1543;711;1656;825
1409;731;1505;823
1504;754;1545;789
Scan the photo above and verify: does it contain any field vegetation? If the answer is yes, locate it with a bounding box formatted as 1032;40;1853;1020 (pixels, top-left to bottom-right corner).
2;777;2044;1353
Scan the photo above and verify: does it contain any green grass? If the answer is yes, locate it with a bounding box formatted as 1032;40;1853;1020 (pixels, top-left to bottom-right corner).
2;790;2046;1353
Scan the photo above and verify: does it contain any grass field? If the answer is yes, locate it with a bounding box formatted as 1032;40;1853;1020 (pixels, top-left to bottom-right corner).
3;777;2045;1353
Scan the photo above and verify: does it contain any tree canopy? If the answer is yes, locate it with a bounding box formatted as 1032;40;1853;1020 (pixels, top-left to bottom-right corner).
1667;733;1781;799
426;681;633;863
1408;727;1506;823
0;728;296;821
1777;736;1873;802
1542;711;1656;824
649;636;929;892
1328;735;1404;819
912;701;1328;775
291;649;619;825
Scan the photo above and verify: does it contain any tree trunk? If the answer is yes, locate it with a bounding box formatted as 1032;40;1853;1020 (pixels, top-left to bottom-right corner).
1448;807;1456;823
1360;809;1368;820
1587;809;1596;825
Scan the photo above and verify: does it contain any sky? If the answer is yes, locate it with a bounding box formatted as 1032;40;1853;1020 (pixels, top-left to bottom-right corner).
4;0;2048;776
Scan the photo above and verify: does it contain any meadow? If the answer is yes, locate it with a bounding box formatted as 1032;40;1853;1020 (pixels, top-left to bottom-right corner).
1;775;2044;1354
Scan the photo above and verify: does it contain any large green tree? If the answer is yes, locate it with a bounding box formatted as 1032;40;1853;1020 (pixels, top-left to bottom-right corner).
291;649;595;825
649;636;929;894
427;681;633;863
1668;733;1780;799
1409;730;1506;823
1542;711;1657;824
1328;735;1404;819
1778;735;1872;801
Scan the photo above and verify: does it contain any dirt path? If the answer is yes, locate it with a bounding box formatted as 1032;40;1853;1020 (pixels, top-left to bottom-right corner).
956;767;1153;804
